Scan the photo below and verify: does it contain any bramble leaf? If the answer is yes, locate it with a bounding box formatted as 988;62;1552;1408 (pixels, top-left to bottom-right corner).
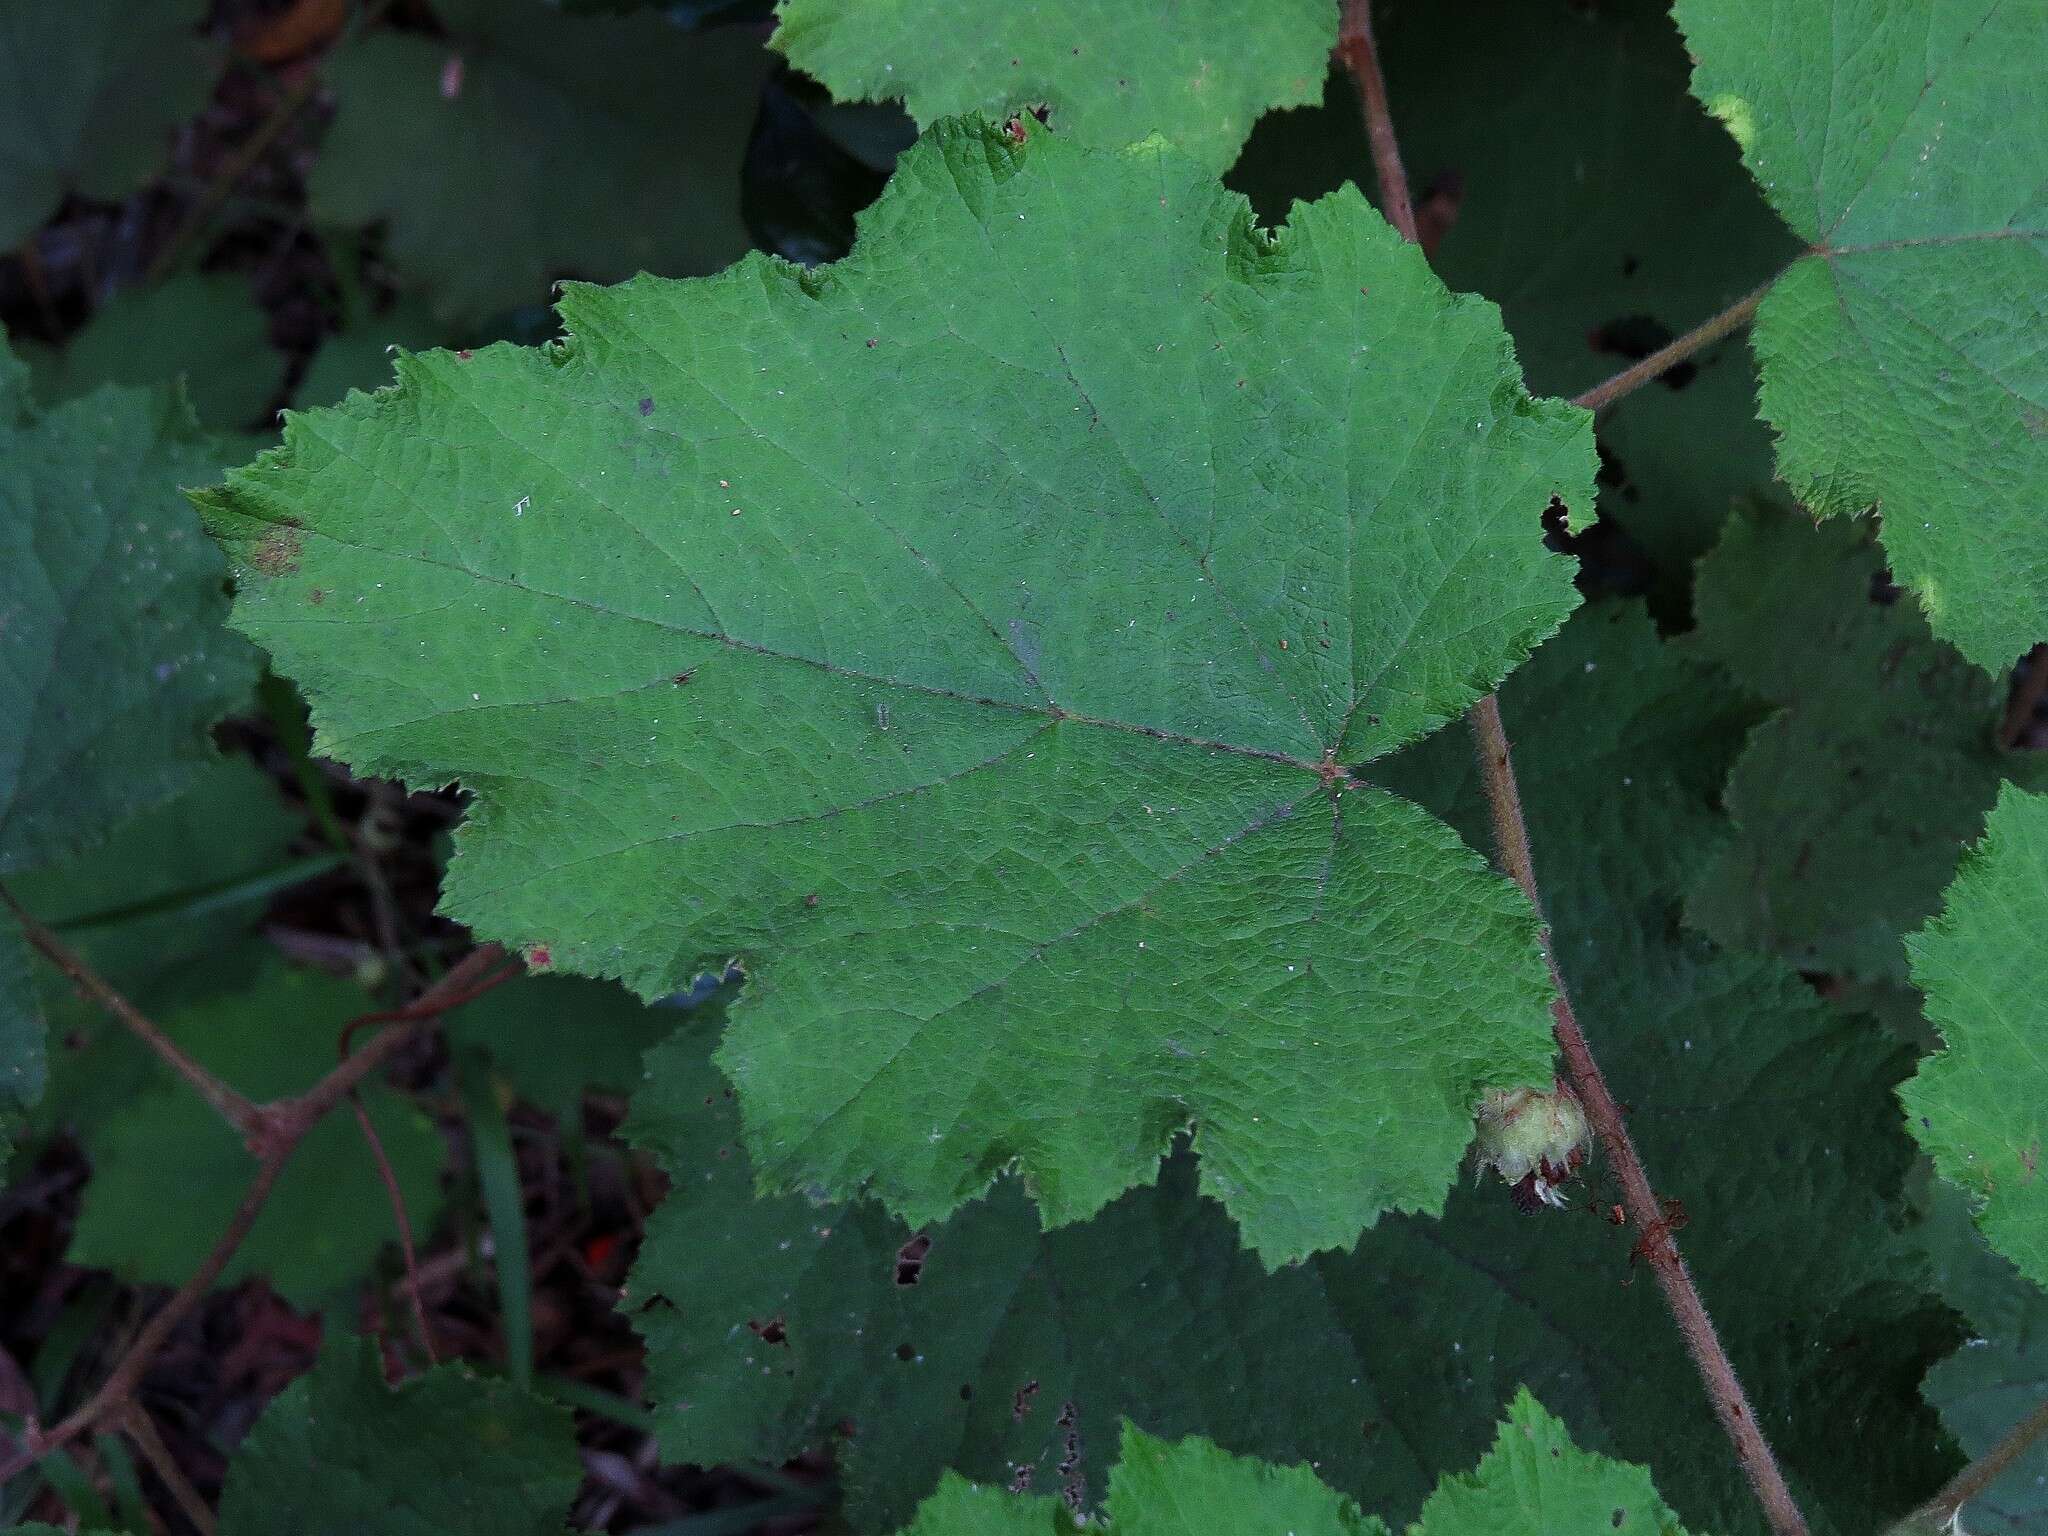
22;274;284;430
66;957;445;1306
774;0;1334;172
0;0;221;250
1904;783;2048;1290
203;122;1592;1261
0;339;260;1130
1674;0;2048;672
310;2;772;323
216;1341;581;1536
1684;499;2044;980
628;605;1956;1534
894;1395;1695;1535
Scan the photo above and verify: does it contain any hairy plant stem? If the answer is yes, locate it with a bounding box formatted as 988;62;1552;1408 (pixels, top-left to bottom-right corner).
0;944;513;1487
1570;282;1773;412
1338;9;1810;1534
3;886;269;1144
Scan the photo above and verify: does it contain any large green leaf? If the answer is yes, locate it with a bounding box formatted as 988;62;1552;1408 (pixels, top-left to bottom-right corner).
215;1340;581;1536
202;121;1592;1261
1904;784;2048;1290
310;1;771;324
774;0;1334;173
896;1394;1696;1535
0;0;220;250
1673;0;2048;673
65;957;445;1306
23;275;285;431
0;338;259;1128
627;605;1955;1534
1684;499;2042;980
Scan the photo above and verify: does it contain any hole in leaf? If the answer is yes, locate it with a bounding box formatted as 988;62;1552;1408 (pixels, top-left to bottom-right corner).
895;1231;931;1285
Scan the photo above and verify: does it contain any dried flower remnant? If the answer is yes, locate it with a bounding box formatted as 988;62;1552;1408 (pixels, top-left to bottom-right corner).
1473;1081;1590;1212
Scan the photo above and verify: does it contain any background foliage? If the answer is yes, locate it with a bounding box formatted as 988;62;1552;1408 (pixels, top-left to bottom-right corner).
0;0;2040;1533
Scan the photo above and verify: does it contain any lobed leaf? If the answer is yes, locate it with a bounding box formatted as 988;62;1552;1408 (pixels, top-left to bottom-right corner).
204;121;1593;1261
774;0;1335;172
1674;0;2048;673
1904;783;2048;1290
627;604;1957;1534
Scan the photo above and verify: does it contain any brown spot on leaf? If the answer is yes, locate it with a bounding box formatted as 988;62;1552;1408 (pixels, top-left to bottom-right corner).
249;523;304;576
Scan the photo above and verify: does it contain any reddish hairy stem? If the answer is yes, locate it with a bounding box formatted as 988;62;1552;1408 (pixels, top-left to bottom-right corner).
3;886;269;1143
4;1149;293;1484
1336;0;1418;244
1340;7;1810;1531
1571;284;1771;413
346;1087;438;1363
0;945;514;1486
1469;700;1809;1536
